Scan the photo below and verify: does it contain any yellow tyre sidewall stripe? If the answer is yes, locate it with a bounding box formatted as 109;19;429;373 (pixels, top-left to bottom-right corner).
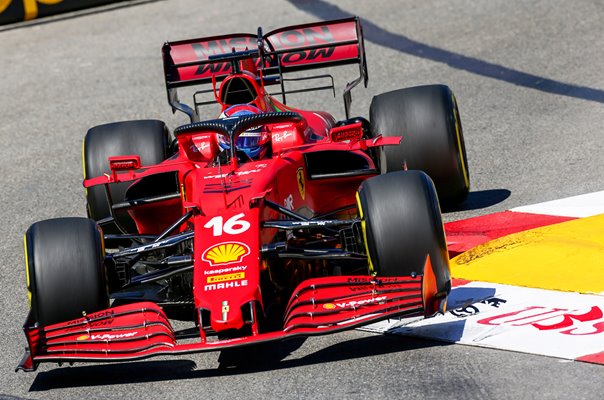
356;191;376;275
23;234;32;307
451;94;470;190
82;137;93;216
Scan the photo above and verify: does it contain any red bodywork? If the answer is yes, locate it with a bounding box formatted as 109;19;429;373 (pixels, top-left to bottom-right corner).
17;17;445;371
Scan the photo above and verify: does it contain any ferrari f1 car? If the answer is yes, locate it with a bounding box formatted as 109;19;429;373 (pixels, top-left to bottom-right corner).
17;17;469;371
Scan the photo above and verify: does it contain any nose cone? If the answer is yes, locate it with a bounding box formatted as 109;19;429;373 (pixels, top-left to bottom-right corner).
193;209;262;335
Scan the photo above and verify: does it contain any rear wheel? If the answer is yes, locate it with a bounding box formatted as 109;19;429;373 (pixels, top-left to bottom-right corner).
24;217;108;326
83;120;171;234
369;84;470;207
356;170;450;295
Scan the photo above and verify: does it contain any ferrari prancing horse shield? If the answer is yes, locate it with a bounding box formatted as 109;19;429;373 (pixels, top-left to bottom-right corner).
296;167;305;200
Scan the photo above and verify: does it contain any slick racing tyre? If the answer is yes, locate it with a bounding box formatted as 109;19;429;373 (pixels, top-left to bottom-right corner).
369;84;470;208
24;217;108;326
357;170;451;295
83;120;171;234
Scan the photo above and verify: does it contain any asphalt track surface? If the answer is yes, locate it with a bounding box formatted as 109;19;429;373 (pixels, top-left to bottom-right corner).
1;0;603;399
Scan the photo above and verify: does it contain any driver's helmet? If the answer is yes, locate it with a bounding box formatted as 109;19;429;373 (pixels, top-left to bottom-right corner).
218;104;271;160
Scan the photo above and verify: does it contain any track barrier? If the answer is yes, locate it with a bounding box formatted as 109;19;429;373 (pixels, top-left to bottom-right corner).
0;0;122;25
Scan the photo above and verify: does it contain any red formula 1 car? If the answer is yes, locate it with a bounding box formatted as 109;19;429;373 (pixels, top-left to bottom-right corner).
17;17;469;371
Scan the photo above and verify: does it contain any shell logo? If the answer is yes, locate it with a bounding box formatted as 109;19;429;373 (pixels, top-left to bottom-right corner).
202;242;250;266
323;303;336;310
77;334;90;341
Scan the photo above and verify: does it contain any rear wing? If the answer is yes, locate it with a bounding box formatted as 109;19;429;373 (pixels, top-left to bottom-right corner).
162;17;368;121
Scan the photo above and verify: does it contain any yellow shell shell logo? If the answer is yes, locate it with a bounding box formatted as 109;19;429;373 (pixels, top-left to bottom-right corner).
76;334;90;341
323;303;336;310
202;242;250;266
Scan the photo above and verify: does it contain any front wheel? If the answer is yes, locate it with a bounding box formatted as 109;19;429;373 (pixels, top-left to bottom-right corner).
24;217;109;326
356;170;451;296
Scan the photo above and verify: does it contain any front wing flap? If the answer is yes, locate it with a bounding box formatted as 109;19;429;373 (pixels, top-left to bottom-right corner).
283;275;424;334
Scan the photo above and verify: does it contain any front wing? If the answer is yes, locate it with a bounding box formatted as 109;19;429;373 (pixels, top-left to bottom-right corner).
18;258;442;371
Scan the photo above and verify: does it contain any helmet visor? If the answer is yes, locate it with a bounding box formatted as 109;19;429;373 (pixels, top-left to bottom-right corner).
237;131;263;148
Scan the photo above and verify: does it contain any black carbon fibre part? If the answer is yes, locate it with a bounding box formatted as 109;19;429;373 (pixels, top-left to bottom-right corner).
174;112;302;138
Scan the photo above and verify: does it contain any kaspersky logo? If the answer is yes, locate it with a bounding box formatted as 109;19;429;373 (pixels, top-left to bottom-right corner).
202;242;250;266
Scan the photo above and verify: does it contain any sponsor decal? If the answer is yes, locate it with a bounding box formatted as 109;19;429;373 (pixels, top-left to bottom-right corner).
348;282;420;292
275;45;335;66
76;331;138;341
188;27;337;76
207;272;245;283
449;297;507;318
189;26;334;58
329;123;364;143
65;319;114;332
204;279;248;291
347;277;373;284
191;38;256;75
203;165;267;180
191;38;255;60
349;285;373;292
202;242;250;266
296;167;305;200
204;265;247;276
273;131;294;143
290;220;326;227
323;296;387;310
190;142;210;153
477;305;604;336
221;301;230;321
347;276;407;284
66;310;115;326
448;297;604;335
271;26;335;49
284;194;294;211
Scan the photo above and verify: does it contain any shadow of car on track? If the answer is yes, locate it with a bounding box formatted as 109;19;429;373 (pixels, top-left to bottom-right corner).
384;286;498;346
29;286;499;390
28;334;449;391
447;286;498;310
442;189;511;213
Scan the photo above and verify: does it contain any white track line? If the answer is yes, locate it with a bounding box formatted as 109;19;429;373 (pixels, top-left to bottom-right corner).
511;190;604;218
364;281;604;363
